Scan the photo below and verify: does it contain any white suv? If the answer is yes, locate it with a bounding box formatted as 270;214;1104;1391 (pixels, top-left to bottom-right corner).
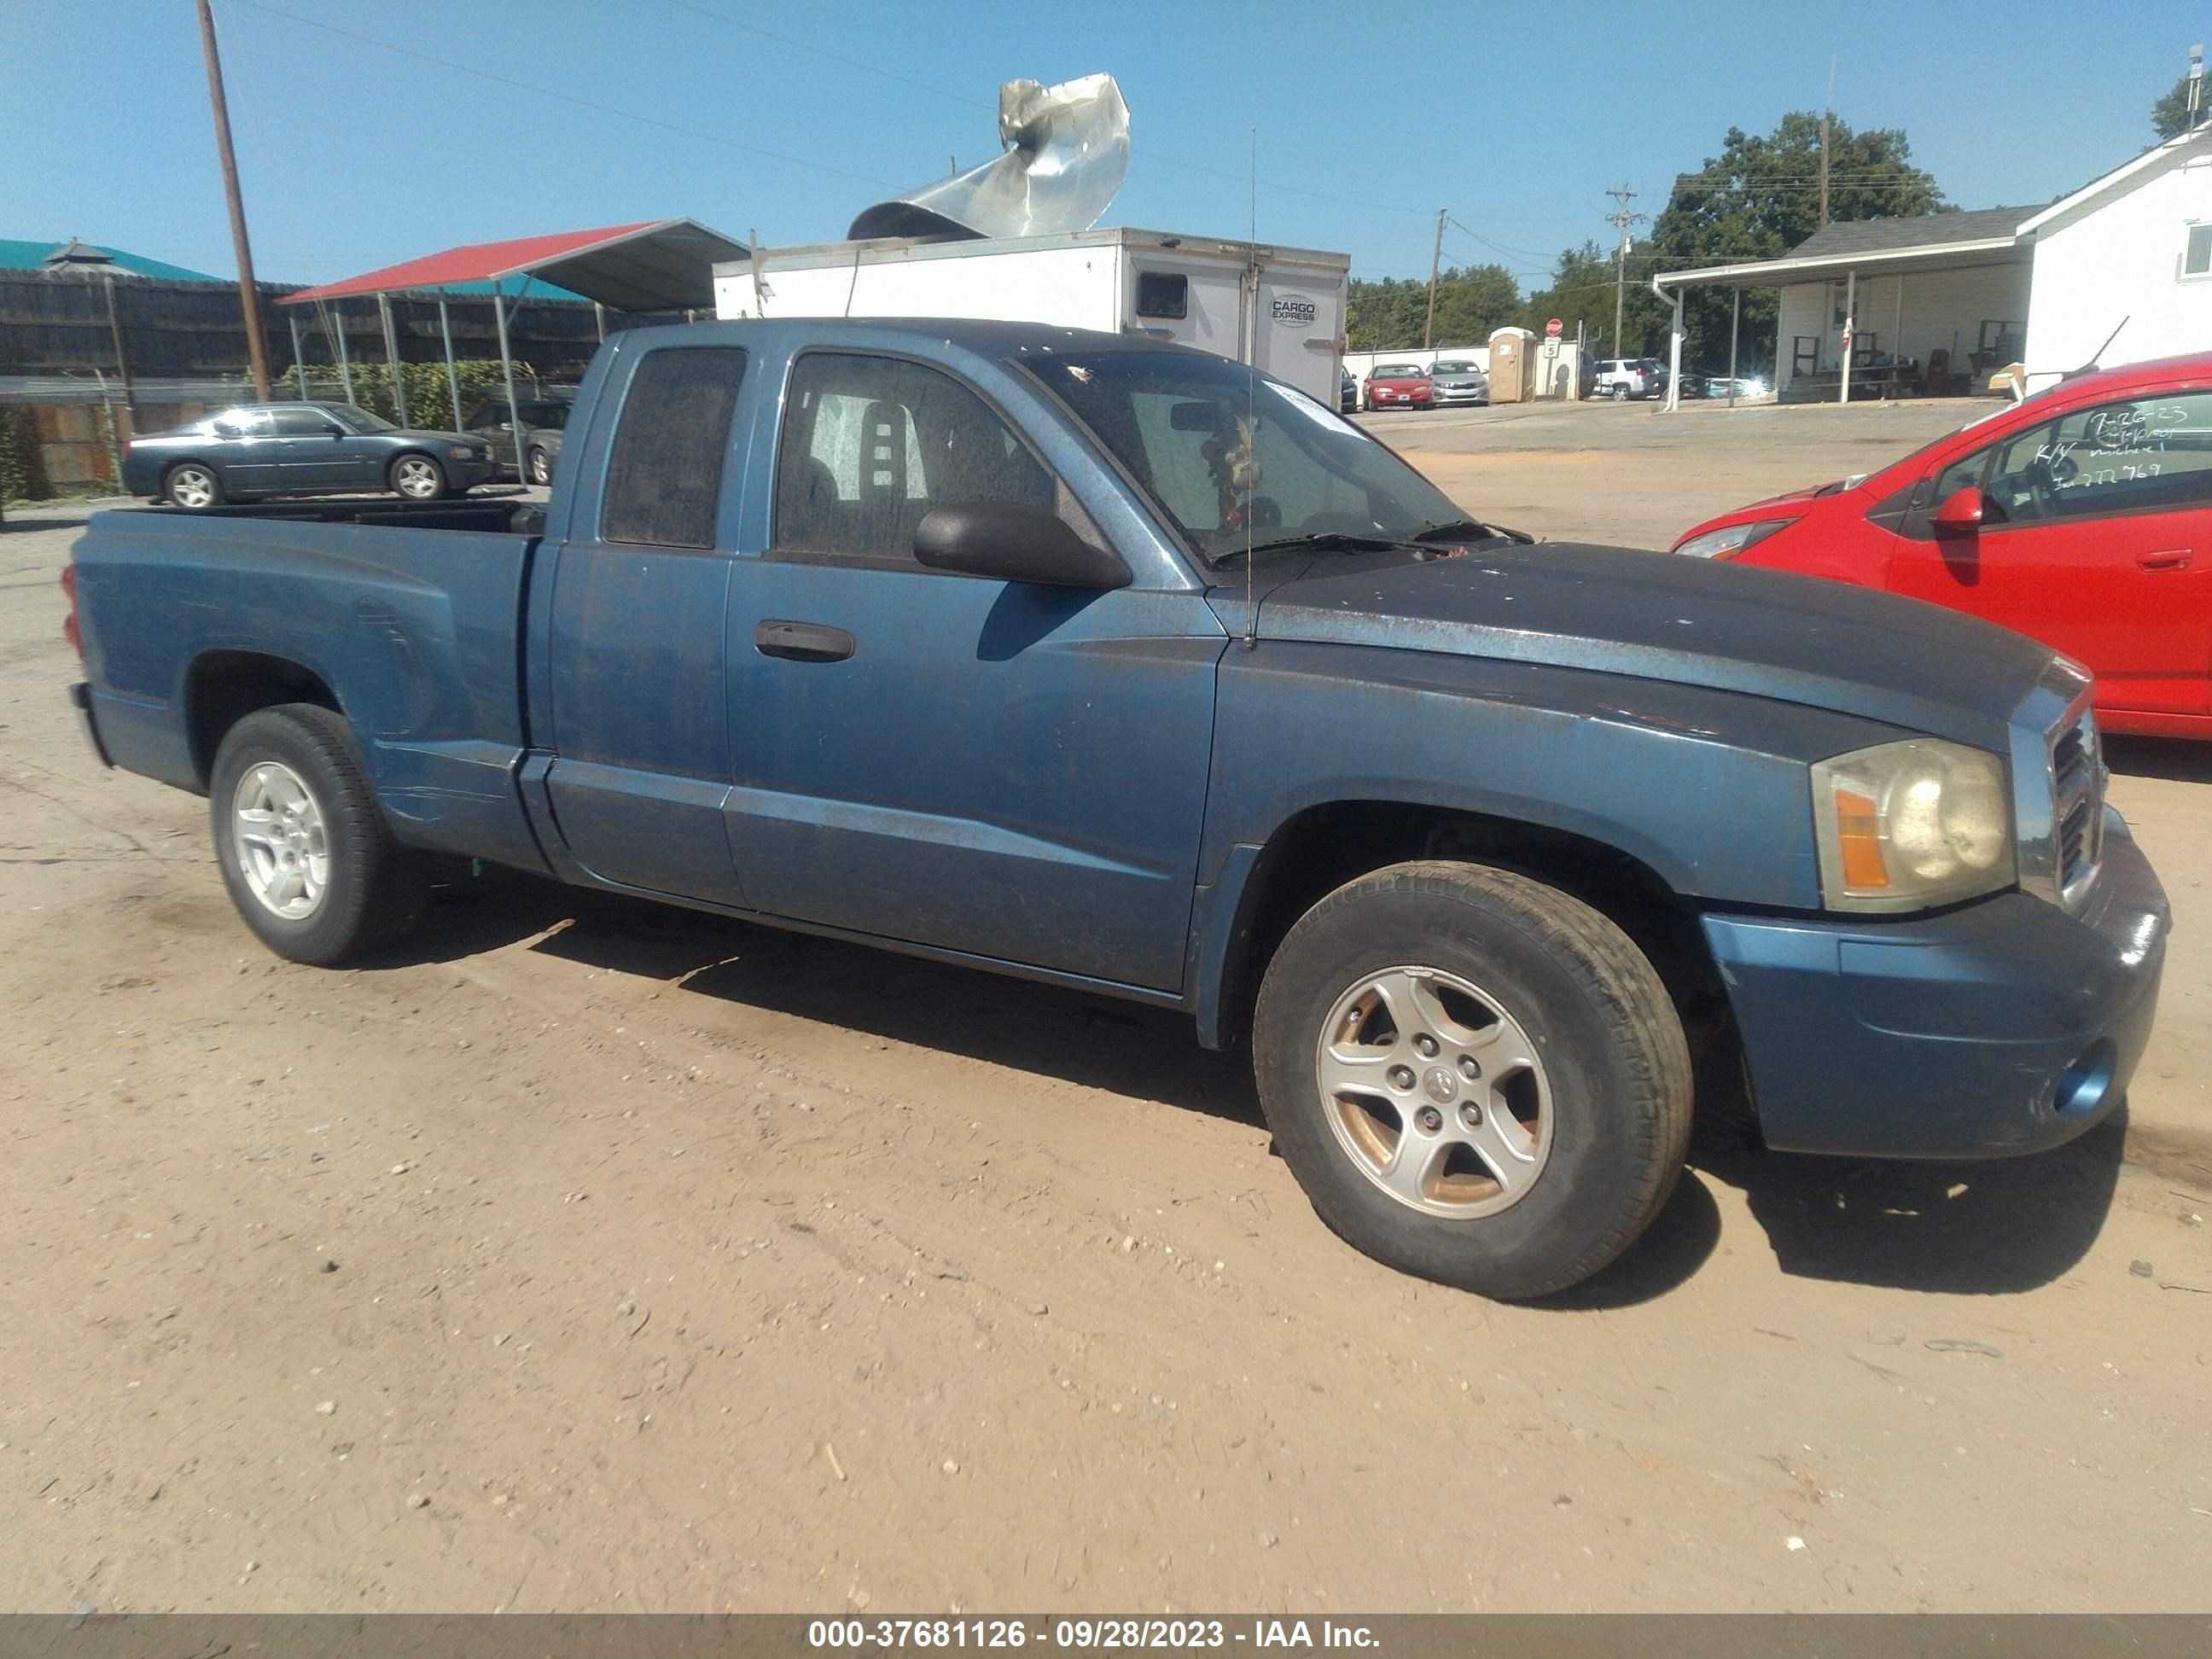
1592;358;1656;401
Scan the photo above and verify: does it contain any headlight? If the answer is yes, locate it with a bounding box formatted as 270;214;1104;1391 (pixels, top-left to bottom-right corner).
447;444;474;459
1674;519;1793;559
1810;740;2014;912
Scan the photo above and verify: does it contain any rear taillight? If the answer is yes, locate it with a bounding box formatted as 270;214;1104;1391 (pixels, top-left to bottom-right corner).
61;563;82;658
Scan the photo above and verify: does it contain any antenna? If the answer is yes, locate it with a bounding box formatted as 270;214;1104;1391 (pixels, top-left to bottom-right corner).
1244;125;1258;649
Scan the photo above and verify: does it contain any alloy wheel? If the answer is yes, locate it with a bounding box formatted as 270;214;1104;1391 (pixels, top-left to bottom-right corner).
1313;965;1553;1219
231;760;330;920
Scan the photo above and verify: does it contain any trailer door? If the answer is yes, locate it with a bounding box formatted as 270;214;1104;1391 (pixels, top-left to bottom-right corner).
1125;255;1243;363
1252;268;1343;405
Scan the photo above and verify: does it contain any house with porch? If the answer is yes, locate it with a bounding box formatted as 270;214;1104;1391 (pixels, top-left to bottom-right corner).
1655;123;2212;404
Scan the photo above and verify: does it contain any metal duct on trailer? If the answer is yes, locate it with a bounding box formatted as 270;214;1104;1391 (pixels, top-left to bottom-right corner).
848;73;1131;242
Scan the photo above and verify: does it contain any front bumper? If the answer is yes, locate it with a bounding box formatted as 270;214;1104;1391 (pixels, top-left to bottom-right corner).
1435;386;1487;402
445;454;495;486
1703;806;2168;1158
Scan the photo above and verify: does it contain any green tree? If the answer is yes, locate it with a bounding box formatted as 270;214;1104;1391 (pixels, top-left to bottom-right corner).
1644;112;1945;370
1426;264;1522;348
2152;73;2198;139
1516;240;1668;356
1346;265;1522;352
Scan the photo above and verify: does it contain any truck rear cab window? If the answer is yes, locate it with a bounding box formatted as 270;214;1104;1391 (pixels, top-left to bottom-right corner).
1135;272;1189;320
772;352;1063;566
601;346;747;549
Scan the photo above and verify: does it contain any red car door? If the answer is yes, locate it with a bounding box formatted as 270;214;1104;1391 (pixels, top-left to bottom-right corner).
1887;385;2212;722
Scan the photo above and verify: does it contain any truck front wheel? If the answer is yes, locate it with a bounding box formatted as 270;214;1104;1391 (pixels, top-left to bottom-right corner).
208;703;428;965
1252;860;1692;1300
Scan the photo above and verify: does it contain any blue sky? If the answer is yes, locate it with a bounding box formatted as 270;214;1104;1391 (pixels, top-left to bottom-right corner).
7;0;2203;289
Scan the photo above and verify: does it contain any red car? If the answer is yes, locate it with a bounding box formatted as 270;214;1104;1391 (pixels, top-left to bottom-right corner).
1364;363;1432;410
1673;353;2212;738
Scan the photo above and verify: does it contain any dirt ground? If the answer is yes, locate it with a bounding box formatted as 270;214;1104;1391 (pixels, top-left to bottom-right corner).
3;401;2208;1615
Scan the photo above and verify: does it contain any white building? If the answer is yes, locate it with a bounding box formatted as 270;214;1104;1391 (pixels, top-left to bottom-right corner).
2020;127;2212;375
1656;125;2212;403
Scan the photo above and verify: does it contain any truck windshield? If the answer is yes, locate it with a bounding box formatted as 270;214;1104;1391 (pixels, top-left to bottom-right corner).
1028;351;1468;565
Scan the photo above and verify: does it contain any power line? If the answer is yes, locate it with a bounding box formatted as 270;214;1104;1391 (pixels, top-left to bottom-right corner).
667;0;989;111
1446;216;1554;263
667;0;1433;220
228;0;900;189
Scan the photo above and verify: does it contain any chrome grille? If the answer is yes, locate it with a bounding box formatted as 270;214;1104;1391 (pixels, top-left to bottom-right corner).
2049;704;2104;901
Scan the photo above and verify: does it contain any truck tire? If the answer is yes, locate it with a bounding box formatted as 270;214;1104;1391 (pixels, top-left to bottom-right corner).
1252;860;1692;1300
208;703;428;965
164;463;224;510
388;453;448;501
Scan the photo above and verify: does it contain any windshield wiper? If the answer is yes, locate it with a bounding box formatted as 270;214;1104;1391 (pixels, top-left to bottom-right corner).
1208;531;1409;567
1412;516;1507;543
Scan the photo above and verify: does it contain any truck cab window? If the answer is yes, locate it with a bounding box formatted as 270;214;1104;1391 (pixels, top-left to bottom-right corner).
774;353;1057;565
600;346;747;550
1135;272;1189;320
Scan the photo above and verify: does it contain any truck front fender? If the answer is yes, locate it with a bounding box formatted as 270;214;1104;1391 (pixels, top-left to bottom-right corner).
1185;641;1905;1046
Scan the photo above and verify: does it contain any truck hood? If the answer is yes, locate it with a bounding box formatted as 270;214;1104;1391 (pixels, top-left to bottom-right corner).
1231;542;2052;751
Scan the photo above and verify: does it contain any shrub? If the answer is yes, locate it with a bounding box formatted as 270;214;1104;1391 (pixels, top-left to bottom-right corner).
0;407;54;504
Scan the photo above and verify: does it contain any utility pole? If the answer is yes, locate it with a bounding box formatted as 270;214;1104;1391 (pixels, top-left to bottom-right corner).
2191;43;2205;131
1819;55;1837;227
1605;185;1644;353
101;273;138;427
195;0;271;400
1423;207;1446;350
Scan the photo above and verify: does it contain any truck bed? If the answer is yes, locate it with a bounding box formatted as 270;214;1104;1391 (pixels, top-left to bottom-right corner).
72;498;549;874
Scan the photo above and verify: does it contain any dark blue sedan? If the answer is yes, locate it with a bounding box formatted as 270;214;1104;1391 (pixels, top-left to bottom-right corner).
120;402;495;509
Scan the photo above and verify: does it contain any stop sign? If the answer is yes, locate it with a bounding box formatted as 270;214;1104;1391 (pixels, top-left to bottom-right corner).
1545;317;1563;338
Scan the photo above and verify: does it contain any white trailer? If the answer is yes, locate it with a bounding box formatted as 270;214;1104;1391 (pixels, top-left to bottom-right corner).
713;228;1351;407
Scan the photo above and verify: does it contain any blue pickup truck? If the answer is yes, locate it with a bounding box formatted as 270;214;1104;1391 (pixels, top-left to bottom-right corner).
62;319;2170;1299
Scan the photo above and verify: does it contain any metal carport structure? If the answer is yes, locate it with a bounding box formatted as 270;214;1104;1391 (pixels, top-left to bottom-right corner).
278;218;750;474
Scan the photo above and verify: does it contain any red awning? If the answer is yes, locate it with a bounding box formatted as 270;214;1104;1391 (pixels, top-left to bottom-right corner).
279;218;748;312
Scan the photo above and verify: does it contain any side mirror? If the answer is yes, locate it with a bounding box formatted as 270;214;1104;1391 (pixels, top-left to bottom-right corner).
323;423;346;439
1932;486;1984;534
914;504;1131;590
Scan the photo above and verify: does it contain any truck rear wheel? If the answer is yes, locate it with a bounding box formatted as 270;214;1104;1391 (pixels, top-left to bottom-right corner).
1252;860;1692;1300
208;703;428;965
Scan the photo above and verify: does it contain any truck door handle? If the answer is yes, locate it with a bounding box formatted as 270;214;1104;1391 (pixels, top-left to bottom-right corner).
754;620;854;662
2138;550;2192;571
